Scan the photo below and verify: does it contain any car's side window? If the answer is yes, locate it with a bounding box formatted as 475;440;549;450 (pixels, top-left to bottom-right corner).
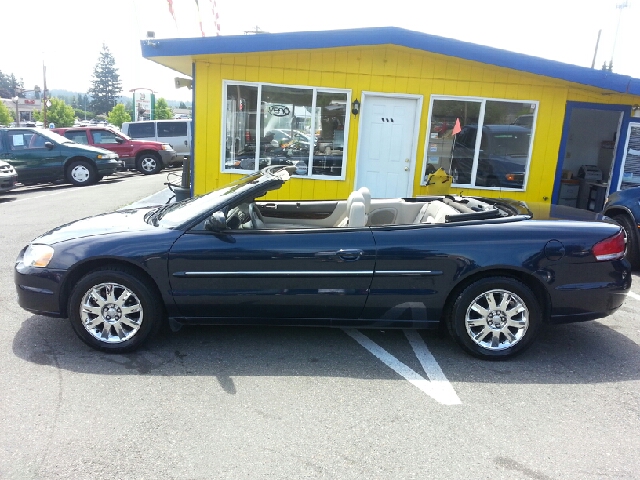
7;131;46;150
65;131;89;144
158;122;187;137
92;130;118;144
128;123;155;138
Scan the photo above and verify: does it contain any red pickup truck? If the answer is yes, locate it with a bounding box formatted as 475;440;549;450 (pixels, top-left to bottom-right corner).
52;126;177;175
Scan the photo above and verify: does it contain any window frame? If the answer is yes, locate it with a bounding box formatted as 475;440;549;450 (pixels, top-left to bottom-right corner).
421;95;539;191
221;80;351;181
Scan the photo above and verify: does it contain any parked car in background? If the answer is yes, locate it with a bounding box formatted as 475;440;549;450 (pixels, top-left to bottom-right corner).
0;159;18;193
52;126;177;175
121;120;191;163
603;186;640;269
451;124;531;188
0;128;121;187
15;165;630;358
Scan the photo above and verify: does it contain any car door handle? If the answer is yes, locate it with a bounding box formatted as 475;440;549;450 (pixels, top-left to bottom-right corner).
184;140;188;146
336;249;363;261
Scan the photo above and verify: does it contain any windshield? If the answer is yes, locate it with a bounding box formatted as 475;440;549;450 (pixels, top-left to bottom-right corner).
151;171;269;228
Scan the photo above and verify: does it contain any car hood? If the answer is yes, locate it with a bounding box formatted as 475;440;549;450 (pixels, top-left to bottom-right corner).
130;139;173;149
32;207;162;245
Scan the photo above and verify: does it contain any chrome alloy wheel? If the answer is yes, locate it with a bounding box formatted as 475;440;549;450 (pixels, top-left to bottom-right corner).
464;288;529;351
79;282;143;344
70;164;91;183
140;156;157;173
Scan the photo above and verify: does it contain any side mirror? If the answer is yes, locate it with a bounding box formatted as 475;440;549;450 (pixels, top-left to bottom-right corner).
204;211;227;232
115;136;124;144
44;142;54;150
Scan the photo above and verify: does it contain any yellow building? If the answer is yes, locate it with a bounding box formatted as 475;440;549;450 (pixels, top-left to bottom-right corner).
142;27;640;210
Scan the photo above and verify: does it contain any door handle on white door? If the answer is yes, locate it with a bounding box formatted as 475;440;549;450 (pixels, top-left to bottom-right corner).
404;167;409;171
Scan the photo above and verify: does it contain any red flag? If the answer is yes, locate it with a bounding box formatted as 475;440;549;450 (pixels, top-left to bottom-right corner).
452;118;462;135
167;0;177;26
194;0;205;36
210;0;220;36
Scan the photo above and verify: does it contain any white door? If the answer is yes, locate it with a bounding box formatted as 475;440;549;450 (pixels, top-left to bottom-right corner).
356;95;419;198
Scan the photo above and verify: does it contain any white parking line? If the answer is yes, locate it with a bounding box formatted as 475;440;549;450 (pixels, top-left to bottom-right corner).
404;330;461;404
628;292;640;302
343;329;461;405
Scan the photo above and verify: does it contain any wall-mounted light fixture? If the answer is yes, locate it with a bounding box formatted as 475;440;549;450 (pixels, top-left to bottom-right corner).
633;104;640;118
351;99;360;116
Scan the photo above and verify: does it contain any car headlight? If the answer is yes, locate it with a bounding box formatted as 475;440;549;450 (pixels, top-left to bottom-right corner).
23;244;54;268
162;144;174;151
96;153;117;159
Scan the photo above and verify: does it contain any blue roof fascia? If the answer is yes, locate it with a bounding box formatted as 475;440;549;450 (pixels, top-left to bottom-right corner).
141;27;640;96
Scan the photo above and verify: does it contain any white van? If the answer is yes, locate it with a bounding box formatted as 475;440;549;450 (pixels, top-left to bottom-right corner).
121;119;192;162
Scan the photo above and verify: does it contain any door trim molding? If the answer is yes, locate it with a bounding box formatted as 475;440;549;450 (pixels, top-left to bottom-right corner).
354;91;424;197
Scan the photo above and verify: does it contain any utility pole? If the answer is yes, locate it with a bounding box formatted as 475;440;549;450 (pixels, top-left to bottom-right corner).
42;62;48;128
591;29;602;69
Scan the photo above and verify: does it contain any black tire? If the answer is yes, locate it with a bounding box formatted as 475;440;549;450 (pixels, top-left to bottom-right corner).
612;214;640;270
66;160;98;186
67;266;163;353
137;153;163;175
447;276;541;359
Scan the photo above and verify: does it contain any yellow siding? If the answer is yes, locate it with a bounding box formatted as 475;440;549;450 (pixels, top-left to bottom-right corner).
192;44;640;203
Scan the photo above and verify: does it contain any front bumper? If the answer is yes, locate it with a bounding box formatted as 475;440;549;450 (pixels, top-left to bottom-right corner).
0;173;18;192
159;150;178;166
15;262;66;317
96;159;122;176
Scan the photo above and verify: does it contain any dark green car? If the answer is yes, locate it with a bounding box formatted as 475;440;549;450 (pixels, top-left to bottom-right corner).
0;128;121;187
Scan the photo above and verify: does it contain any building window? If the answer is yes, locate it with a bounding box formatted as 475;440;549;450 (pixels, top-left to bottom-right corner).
223;82;350;179
423;96;537;190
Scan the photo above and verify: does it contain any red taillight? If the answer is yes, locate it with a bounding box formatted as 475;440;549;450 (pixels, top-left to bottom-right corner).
592;230;626;261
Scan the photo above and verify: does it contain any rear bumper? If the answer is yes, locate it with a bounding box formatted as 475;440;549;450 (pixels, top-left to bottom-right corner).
548;259;631;324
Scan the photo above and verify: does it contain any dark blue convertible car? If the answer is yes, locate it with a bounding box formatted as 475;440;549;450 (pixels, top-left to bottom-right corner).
15;166;631;358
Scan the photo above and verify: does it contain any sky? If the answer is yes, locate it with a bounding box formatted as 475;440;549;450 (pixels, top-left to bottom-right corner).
1;0;639;103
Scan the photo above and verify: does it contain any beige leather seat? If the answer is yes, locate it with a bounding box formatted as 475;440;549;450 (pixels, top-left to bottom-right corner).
414;200;458;224
336;191;365;227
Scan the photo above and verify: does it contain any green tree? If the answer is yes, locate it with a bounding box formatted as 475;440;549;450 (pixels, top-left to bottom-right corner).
0;71;24;98
33;98;75;127
155;98;173;119
88;44;122;115
0;101;13;125
107;103;131;128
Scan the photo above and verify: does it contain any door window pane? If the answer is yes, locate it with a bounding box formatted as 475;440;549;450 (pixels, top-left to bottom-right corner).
92;130;119;144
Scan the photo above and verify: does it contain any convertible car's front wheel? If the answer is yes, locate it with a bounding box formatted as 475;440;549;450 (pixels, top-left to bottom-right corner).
68;266;163;353
448;277;541;359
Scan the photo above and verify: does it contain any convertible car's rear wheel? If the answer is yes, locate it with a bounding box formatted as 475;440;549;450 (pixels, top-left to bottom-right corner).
448;277;541;359
68;266;162;352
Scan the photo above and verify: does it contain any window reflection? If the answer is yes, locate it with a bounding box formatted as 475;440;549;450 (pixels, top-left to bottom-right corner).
425;98;535;189
224;83;348;178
